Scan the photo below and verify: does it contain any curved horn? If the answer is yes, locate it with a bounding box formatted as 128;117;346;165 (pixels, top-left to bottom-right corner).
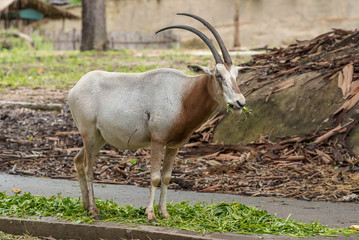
156;25;223;64
177;13;232;65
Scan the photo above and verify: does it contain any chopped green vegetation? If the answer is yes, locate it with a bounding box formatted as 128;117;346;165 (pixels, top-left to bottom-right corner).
226;104;252;119
0;192;357;238
242;106;253;119
226;103;232;112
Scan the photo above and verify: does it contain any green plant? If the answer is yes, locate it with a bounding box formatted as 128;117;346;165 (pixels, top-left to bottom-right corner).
226;104;252;119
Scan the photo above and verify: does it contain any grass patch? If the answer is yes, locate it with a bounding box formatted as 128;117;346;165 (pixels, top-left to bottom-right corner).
0;192;358;238
0;49;186;88
0;50;138;88
0;49;250;89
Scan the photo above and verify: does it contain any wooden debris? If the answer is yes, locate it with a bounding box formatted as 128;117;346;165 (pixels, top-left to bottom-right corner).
315;149;333;164
266;78;295;102
314;124;346;144
338;63;354;98
244;29;359;100
333;92;359;115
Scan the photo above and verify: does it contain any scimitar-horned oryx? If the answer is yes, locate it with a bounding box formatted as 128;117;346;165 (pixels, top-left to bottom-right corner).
68;13;247;222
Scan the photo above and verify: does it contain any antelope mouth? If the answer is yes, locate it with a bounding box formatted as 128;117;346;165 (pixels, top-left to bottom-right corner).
226;103;242;111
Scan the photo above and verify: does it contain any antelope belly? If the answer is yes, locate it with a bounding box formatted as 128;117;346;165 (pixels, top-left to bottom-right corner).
96;117;151;150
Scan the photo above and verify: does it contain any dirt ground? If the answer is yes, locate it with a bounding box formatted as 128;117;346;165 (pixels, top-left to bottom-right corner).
0;88;67;104
1;87;359;204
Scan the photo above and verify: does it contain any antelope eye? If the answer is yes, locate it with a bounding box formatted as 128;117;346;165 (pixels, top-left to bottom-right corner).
216;75;224;81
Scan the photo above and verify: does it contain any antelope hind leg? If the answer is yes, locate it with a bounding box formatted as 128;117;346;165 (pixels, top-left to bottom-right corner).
81;129;105;220
74;148;90;211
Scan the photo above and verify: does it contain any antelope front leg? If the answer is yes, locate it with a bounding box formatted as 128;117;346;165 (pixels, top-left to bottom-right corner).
74;148;90;211
145;141;164;222
158;147;177;218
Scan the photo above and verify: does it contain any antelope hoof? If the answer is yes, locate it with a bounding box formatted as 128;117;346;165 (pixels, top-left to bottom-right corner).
159;209;170;219
146;212;158;222
145;208;157;222
147;216;158;223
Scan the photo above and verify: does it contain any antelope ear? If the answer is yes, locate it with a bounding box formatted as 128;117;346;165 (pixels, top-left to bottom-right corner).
187;65;213;75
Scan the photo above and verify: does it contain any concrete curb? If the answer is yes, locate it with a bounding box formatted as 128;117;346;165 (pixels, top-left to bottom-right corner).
0;216;286;240
1;216;358;239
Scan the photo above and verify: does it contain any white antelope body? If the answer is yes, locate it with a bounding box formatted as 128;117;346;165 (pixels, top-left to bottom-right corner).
68;13;246;222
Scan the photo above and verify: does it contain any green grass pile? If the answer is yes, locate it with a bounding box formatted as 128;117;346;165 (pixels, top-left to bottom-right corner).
0;192;358;238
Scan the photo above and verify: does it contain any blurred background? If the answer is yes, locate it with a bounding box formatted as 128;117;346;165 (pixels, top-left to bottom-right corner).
1;0;358;51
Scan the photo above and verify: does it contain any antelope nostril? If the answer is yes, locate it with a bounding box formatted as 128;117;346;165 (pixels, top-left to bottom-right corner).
237;100;245;108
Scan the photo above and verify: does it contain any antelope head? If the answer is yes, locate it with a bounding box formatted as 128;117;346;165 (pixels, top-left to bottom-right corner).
156;13;246;111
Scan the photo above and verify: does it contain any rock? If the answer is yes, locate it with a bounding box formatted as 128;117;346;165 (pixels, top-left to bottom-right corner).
214;71;344;145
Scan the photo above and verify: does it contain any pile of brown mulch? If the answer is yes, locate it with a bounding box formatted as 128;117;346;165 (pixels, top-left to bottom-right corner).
242;29;359;117
244;29;359;86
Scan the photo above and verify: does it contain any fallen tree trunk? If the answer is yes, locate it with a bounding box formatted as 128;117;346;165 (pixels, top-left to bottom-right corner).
0;101;63;111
